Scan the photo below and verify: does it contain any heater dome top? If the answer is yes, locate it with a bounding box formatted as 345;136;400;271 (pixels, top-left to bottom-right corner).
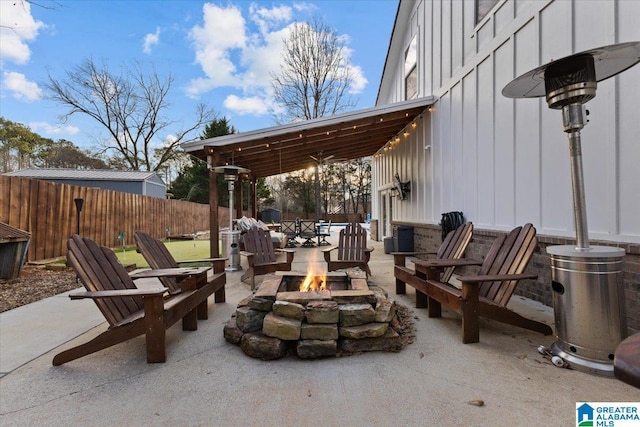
210;165;251;175
502;41;640;99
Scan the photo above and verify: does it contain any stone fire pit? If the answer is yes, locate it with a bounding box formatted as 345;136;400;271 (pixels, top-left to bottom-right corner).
224;270;411;360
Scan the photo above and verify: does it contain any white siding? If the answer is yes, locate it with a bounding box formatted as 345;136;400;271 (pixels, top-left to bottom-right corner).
374;0;640;243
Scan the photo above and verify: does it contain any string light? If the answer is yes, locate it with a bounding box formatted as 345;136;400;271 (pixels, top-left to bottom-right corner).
373;113;426;156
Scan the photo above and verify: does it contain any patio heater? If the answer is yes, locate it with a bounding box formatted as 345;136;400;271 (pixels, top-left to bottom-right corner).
211;165;250;272
503;41;640;376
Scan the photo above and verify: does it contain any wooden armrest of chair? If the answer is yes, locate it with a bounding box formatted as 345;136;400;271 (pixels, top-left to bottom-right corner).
321;245;372;254
275;248;295;262
176;257;226;264
457;273;538;283
392;251;436;267
176;258;227;273
275;248;296;254
130;267;211;279
390;251;435;257
70;288;168;300
413;258;482;269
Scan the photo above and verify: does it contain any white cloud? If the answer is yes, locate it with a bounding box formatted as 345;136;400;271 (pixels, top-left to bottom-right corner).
0;0;45;65
238;26;289;90
187;3;247;93
223;94;270;115
143;27;161;54
30;121;80;136
187;3;368;115
185;76;217;98
292;2;318;14
347;65;367;94
249;4;292;36
2;71;42;101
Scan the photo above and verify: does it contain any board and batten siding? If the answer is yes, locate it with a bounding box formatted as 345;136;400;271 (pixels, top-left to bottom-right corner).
373;0;640;244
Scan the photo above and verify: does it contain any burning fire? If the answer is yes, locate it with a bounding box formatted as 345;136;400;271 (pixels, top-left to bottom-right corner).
299;264;328;292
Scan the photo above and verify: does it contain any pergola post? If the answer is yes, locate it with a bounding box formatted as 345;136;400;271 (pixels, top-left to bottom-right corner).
234;177;243;220
206;147;220;257
251;175;258;219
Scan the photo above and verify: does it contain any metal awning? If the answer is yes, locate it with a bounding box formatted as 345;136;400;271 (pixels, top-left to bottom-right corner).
182;96;434;178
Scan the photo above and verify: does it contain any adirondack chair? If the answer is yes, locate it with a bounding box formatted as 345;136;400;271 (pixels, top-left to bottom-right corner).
53;235;218;365
394;222;473;308
394;223;552;343
322;223;373;276
240;226;295;289
134;231;227;319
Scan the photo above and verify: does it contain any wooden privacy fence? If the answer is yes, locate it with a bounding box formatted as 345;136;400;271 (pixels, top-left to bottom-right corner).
1;176;210;262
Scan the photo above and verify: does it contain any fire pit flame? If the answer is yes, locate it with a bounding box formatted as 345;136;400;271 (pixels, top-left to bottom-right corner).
299;265;327;292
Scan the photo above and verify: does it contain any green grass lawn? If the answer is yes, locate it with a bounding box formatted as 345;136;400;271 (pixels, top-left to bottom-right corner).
113;239;217;268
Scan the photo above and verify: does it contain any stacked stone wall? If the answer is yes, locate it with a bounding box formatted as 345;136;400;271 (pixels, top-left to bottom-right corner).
224;281;407;360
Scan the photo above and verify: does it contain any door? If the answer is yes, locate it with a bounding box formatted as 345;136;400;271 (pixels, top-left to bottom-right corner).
380;189;394;238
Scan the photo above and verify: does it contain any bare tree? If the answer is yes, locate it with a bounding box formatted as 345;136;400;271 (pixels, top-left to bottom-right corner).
45;58;216;171
271;18;357;122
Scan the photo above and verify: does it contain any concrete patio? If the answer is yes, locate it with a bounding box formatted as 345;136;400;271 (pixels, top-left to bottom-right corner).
1;226;637;426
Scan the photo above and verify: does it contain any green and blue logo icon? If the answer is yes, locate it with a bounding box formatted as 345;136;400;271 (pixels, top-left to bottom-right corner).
577;402;640;427
577;403;594;426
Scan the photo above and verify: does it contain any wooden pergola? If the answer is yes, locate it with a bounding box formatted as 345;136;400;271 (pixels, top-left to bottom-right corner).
181;97;434;256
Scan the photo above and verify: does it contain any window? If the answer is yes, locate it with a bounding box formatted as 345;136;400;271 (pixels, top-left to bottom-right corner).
404;35;417;100
476;0;499;24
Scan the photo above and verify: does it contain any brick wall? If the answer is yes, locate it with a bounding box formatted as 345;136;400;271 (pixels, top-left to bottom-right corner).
394;221;639;335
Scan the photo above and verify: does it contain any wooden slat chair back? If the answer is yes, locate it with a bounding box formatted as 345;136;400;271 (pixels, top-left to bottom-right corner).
323;223;373;276
476;223;537;306
134;231;227;310
68;234;144;326
243;227;277;264
134;231;182;294
394;222;473;301
437;222;474;283
241;226;295;289
337;223;367;261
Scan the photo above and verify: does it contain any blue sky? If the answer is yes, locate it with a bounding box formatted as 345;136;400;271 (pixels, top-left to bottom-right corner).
0;0;398;150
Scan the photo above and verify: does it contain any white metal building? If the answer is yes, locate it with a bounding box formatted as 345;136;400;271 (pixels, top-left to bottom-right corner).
372;0;640;244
